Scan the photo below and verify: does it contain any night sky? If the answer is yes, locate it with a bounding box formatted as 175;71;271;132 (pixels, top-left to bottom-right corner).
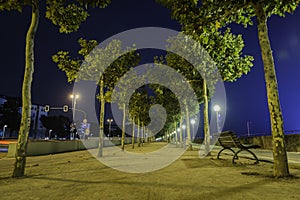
0;0;299;136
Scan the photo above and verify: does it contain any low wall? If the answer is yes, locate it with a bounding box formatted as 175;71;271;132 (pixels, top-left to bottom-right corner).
240;133;300;152
7;137;134;157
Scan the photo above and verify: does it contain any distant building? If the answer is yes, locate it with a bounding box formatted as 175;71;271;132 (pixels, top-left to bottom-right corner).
18;104;48;138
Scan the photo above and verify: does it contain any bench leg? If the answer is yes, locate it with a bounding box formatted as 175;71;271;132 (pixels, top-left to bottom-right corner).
217;148;236;159
233;149;259;164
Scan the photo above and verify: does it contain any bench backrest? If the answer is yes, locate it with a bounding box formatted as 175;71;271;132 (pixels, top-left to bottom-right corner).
217;131;242;149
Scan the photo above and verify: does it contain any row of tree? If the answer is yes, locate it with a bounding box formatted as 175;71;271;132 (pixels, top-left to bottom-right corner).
1;0;299;178
158;0;300;178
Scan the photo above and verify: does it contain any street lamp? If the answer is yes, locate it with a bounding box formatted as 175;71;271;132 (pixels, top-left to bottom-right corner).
191;118;196;140
49;129;52;140
107;119;113;137
182;124;186;142
2;125;7;139
213;105;221;133
247;121;252;137
70;94;79;121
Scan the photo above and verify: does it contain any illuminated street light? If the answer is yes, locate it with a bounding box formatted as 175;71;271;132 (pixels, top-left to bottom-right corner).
2;125;7;139
70;94;79;121
213;105;220;112
213;105;221;133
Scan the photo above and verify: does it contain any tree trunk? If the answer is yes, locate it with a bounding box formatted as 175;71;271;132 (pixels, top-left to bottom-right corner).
132;117;135;149
97;77;105;157
203;80;211;156
174;121;178;147
12;0;39;178
121;103;125;151
166;130;169;143
179;116;183;148
141;122;144;146
137;118;141;147
185;104;192;150
146;127;149;143
254;3;289;178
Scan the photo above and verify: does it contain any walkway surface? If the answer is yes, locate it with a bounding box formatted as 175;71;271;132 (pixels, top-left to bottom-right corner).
192;143;300;164
1;140;299;164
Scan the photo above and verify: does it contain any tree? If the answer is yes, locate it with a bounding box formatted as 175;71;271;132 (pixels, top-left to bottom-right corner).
149;84;181;144
1;0;110;177
161;0;300;178
128;87;154;146
53;38;140;155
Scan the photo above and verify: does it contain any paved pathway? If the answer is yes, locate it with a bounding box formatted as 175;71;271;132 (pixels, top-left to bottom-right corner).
192;143;300;164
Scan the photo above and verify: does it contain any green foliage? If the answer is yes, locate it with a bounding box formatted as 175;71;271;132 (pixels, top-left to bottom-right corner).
78;38;98;57
129;87;153;127
46;0;89;33
76;0;111;8
150;84;181;135
157;2;254;83
157;0;300;28
208;28;254;82
52;51;81;82
0;0;26;12
157;0;254;84
53;38;141;101
1;0;111;33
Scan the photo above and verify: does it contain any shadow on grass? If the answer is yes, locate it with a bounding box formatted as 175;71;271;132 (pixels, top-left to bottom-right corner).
198;178;273;199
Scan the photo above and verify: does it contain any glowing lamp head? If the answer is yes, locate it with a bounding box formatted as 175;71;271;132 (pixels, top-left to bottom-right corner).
70;94;79;99
191;119;196;124
213;105;221;112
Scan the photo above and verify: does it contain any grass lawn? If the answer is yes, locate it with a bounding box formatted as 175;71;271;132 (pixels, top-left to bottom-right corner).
0;142;299;200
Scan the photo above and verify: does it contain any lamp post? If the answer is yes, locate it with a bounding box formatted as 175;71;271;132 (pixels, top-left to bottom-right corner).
49;129;52;140
191;118;196;140
2;125;7;139
177;127;182;147
182;124;186;144
70;94;79;121
213;105;221;133
107;119;113;138
247;121;252;137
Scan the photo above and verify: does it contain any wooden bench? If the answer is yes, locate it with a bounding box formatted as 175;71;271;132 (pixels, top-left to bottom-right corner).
216;131;261;164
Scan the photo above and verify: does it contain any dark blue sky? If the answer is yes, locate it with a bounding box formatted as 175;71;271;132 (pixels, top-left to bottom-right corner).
0;0;299;136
